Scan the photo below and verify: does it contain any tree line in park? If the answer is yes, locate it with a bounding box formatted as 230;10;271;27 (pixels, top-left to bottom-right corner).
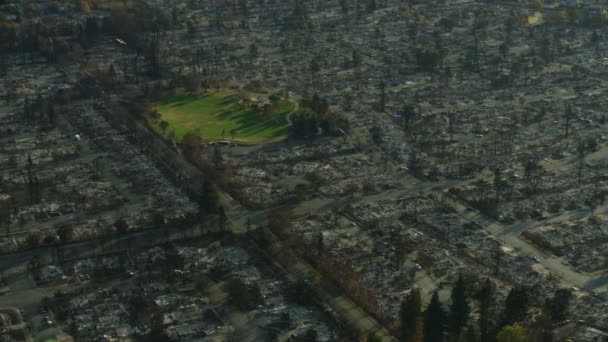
395;275;573;342
290;93;350;139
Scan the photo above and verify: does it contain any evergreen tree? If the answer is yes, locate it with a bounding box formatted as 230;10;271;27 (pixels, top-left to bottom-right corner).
449;274;470;339
23;96;30;121
340;0;348;15
310;58;320;87
368;0;377;13
402;104;416;131
564;104;573;138
424;292;446;342
84;17;99;43
249;43;258;61
352;50;361;66
544;289;572;323
199;180;220;214
378;81;386;112
462;325;479;342
400;288;422;342
501;287;529;327
478;279;496;342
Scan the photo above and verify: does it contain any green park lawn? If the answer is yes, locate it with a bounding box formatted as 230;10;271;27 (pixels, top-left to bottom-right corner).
149;90;294;143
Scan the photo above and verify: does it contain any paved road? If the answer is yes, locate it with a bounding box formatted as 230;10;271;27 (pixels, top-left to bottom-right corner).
266;147;608;300
488;221;602;293
0;222;221;287
437;191;608;296
252;232;396;342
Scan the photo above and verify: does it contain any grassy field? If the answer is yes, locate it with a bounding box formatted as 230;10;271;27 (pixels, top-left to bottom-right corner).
150;90;294;143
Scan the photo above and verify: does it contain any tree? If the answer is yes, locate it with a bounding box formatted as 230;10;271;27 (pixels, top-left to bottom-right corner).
143;310;168;342
352;50;361;67
544;289;572;323
293;329;319;342
268;209;292;238
291;112;318;139
290;0;309;30
415;48;445;72
225;277;261;310
1;203;10;236
478;279;496;342
528;313;553;342
310;57;320;87
400;288;422;342
129;293;149;323
159;120;169;134
249;43;258;61
218;205;227;231
198;180;220;214
522;159;544;195
369;126;384;145
499;43;508;61
590;31;601;56
443;66;452;87
367;332;383;342
496;324;528;342
144;34;161;77
493;167;510;201
164;243;184;281
181;131;202;161
368;0;377;13
591;31;601;46
462;325;479;342
58;225;74;242
501;287;529;327
152;211;165;228
438;17;456;32
576;139;589;184
84;17;99;43
114;217;129;234
402;104;417;131
564;105;573;138
424;292;446;342
25;232;41;247
449;274;470;339
23;96;31;121
340;0;349;15
378;81;386;112
213;145;223;168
